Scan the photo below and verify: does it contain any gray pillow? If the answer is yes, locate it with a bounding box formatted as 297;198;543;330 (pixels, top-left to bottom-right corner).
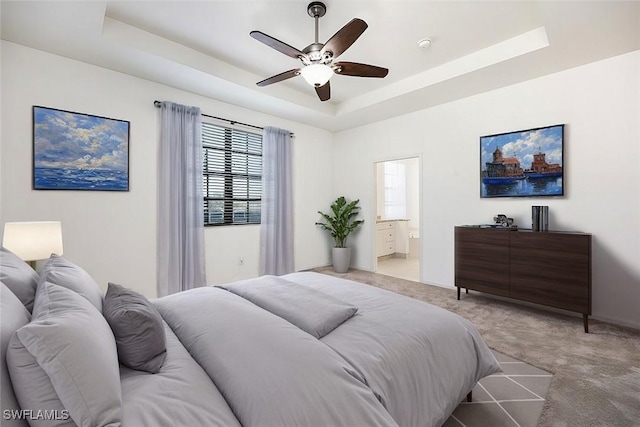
0;246;39;312
103;282;167;373
7;282;122;427
0;282;31;427
37;254;103;312
220;276;358;339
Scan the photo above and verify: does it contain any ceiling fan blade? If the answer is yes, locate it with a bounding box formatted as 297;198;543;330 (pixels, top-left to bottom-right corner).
256;69;301;87
321;18;368;59
315;81;330;101
334;61;388;78
250;31;307;60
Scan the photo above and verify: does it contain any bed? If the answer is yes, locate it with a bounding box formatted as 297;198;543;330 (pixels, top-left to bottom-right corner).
1;248;500;427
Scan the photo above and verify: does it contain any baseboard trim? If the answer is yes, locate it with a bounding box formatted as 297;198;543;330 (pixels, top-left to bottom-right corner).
591;314;640;331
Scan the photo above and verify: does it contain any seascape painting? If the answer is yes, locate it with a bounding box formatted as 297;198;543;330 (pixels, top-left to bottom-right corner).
480;124;564;198
33;106;130;191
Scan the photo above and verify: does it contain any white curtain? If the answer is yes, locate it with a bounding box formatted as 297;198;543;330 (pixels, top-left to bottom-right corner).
260;126;293;276
157;101;206;296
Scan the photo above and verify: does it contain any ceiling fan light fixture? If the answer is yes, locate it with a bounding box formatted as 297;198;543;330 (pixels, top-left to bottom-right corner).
300;63;333;87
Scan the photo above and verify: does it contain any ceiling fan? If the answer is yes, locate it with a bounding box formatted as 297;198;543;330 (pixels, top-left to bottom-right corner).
250;1;389;102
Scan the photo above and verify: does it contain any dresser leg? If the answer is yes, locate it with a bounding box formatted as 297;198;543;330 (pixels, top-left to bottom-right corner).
583;314;589;333
465;288;468;294
466;391;472;402
457;286;461;300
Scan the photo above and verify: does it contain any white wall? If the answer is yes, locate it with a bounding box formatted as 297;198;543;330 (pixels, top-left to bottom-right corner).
3;40;638;328
0;41;334;297
333;50;640;329
375;162;384;218
404;157;420;237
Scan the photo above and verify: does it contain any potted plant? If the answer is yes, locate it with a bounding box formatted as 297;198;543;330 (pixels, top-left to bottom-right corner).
315;196;364;273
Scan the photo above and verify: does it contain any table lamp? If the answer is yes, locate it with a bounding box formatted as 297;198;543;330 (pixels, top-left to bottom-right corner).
2;221;64;269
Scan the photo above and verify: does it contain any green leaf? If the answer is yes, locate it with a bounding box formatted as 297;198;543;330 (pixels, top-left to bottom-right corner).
315;196;365;248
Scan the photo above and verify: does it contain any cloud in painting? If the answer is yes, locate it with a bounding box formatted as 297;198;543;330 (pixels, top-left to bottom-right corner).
481;125;563;170
34;107;129;171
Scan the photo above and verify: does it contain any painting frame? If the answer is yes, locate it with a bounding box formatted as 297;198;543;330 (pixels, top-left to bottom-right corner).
33;106;130;191
480;124;565;199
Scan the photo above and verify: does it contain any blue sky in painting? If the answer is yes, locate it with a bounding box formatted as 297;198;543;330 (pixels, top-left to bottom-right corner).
481;125;563;170
34;107;128;171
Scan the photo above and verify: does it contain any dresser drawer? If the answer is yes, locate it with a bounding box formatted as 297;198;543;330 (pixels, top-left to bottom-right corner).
454;226;592;332
376;221;395;231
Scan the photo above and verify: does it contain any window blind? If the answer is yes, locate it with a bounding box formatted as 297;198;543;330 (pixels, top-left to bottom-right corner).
202;122;262;225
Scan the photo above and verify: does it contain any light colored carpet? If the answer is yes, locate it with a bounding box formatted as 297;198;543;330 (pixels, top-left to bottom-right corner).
312;267;640;427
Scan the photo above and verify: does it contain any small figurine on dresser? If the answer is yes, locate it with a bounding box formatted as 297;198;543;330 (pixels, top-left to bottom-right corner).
493;214;516;228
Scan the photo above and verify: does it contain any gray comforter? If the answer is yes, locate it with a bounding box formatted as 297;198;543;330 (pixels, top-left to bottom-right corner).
119;323;241;426
284;272;500;427
145;272;499;427
154;285;397;427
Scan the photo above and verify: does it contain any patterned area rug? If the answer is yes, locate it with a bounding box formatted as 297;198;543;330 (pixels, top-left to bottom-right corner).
312;267;640;427
445;349;552;427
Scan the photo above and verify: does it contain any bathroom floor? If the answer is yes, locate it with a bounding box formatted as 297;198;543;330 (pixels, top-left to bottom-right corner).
376;256;420;282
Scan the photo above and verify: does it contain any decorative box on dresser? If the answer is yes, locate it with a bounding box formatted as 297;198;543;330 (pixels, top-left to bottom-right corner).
454;226;592;332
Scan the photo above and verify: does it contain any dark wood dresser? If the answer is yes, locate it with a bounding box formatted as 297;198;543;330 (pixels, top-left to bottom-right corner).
454;226;592;332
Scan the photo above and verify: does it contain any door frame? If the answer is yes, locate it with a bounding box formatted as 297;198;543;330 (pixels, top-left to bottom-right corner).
372;154;423;282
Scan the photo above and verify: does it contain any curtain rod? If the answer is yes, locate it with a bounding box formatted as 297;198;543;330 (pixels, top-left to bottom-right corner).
153;100;294;137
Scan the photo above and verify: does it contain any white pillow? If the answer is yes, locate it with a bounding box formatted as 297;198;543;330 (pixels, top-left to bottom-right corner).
37;255;103;312
7;282;122;427
0;247;39;312
0;282;31;427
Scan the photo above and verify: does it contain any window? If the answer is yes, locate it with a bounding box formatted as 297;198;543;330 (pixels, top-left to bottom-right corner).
383;161;407;219
202;122;262;225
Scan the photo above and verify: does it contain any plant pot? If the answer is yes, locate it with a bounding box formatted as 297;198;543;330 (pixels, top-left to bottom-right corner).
332;247;351;273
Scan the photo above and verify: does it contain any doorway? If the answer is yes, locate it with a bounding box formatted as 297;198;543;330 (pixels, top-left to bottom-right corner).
374;157;421;282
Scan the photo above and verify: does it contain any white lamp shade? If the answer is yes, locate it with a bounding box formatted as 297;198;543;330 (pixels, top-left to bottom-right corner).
300;64;334;87
3;221;64;261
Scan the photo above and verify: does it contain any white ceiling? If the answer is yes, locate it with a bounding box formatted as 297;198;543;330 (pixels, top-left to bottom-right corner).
1;1;639;131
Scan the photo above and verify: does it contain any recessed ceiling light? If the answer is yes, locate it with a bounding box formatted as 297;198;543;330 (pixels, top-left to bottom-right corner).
418;38;432;49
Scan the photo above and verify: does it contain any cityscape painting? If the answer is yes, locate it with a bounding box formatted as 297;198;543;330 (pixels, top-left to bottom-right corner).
33;106;130;191
480;124;564;198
